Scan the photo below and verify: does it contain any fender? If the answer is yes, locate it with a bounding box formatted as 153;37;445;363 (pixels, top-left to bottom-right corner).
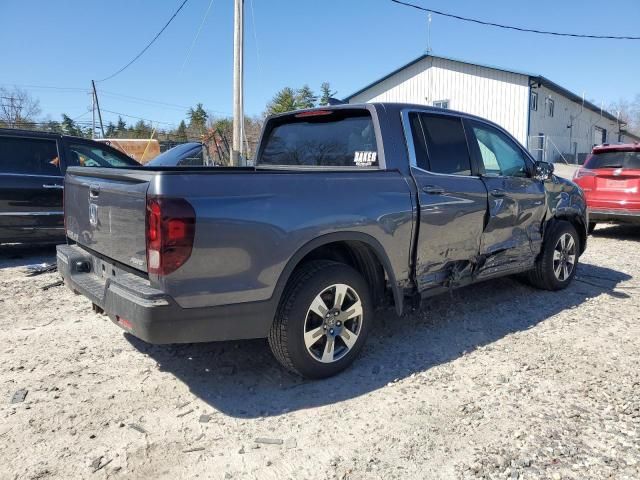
272;232;404;316
543;176;588;253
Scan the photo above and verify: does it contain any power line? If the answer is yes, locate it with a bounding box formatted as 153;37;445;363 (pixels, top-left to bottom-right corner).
0;83;88;92
97;0;191;82
101;108;177;126
390;0;640;40
99;90;232;116
180;0;216;73
249;0;263;77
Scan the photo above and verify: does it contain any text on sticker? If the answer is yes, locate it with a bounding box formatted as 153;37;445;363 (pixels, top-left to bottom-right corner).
354;151;377;167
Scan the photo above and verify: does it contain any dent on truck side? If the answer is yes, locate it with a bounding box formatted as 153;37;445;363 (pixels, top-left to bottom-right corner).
542;174;588;250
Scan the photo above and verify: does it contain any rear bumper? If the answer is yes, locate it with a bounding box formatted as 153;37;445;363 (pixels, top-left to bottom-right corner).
56;244;273;344
588;208;640;224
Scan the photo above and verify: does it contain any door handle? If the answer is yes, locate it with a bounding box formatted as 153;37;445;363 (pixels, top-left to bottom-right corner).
89;185;100;198
43;184;64;189
490;188;506;198
422;185;445;195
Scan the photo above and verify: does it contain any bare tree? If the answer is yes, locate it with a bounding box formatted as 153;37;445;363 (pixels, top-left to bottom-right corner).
0;87;41;128
609;95;640;135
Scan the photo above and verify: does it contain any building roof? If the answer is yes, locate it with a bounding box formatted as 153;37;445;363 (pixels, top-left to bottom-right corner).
343;53;622;124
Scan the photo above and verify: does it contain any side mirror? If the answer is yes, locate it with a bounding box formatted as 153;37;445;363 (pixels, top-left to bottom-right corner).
534;161;554;180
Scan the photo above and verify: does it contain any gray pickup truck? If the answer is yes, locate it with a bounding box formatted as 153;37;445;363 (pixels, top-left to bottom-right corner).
57;103;587;378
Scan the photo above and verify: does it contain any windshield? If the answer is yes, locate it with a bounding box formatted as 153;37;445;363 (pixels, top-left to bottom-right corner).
146;143;204;167
585;150;640;169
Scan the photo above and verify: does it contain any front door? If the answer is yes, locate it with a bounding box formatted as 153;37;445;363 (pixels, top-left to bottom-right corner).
0;135;63;243
465;120;546;271
407;112;488;290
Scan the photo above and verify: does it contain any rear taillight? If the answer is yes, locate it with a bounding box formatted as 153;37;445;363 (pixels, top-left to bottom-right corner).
573;168;596;180
146;197;195;276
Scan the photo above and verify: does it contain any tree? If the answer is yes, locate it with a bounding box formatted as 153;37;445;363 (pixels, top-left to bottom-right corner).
609;95;640;134
319;82;337;106
61;114;84;136
132;119;153;139
187;103;208;133
116;116;127;135
105;121;117;137
43;119;63;134
265;87;298;115
295;85;317;109
176;120;188;142
0;87;41;127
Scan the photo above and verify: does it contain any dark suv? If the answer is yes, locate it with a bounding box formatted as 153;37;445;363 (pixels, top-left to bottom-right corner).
0;129;139;245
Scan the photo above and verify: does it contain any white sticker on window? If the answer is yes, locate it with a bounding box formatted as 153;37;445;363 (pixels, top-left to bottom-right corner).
354;151;377;167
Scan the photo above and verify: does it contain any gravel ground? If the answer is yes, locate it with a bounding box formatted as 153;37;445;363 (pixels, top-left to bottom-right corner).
1;225;639;480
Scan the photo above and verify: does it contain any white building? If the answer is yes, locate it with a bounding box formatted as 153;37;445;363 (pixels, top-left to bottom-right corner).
345;54;639;164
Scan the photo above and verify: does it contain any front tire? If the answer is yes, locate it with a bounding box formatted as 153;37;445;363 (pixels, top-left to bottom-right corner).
268;260;372;379
526;221;579;290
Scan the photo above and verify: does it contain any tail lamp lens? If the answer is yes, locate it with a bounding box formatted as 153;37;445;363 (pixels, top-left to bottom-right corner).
146;197;195;276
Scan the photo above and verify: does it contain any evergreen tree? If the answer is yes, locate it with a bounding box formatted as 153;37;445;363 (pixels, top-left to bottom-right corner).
187;103;208;133
105;121;116;137
265;87;298;115
176;120;188;142
116;116;127;136
61;114;83;136
319;82;337;106
295;85;317;109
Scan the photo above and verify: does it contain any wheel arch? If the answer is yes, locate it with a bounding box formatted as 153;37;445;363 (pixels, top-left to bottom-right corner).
273;232;404;316
549;213;587;255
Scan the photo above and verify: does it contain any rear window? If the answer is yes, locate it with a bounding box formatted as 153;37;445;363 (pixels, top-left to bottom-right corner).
0;136;60;175
585;151;640;169
259;110;378;168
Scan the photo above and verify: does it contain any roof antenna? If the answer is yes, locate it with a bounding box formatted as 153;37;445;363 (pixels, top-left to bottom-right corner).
425;13;433;54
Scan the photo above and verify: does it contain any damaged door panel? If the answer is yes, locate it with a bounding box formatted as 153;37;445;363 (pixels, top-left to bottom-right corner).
465;119;546;275
407;112;487;291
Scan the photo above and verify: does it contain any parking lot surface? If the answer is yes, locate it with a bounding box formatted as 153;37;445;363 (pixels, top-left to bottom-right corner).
1;225;639;480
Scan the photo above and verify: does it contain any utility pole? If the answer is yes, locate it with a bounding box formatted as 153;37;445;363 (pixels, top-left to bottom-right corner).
91;80;105;138
91;89;96;139
231;0;244;166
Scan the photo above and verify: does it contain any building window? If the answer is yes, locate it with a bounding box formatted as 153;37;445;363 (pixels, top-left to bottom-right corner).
546;98;554;117
530;91;538;111
433;100;449;109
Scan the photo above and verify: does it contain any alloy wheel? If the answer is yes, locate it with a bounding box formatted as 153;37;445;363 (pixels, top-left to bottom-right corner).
303;283;364;363
553;233;577;281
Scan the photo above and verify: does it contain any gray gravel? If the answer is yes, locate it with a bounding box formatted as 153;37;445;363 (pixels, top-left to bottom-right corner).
1;224;639;479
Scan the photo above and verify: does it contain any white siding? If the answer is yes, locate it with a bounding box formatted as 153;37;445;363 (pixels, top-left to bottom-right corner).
348;57;530;145
529;85;623;163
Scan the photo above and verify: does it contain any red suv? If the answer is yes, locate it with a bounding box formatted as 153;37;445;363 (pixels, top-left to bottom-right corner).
573;143;640;232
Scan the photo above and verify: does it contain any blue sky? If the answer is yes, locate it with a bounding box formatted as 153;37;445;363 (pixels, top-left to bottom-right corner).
1;0;638;129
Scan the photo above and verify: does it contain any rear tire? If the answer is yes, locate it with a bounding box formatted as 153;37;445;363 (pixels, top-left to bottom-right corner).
268;260;372;379
587;222;597;234
526;221;579;291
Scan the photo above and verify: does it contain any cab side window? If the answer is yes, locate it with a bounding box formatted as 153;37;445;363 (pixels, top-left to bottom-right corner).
0;137;60;175
412;113;472;176
471;123;529;177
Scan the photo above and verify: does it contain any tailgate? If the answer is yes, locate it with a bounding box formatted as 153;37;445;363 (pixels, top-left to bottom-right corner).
593;169;640;203
64;167;153;272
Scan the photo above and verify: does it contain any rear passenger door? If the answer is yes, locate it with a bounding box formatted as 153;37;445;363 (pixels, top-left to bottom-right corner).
465;120;546;268
0;135;64;243
406;112;488;290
